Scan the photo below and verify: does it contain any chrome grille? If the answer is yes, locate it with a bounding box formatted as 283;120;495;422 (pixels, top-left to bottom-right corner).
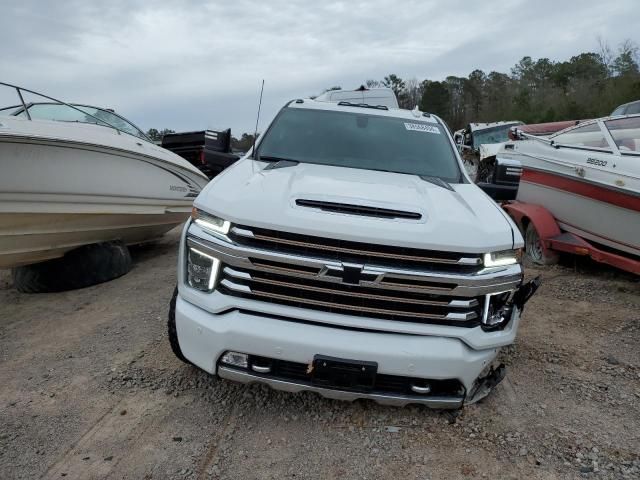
218;263;484;327
228;226;483;273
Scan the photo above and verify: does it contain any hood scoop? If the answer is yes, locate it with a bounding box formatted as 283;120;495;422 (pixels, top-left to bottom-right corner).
295;199;422;220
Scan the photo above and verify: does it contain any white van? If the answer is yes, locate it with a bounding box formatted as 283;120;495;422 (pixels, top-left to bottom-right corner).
314;86;399;108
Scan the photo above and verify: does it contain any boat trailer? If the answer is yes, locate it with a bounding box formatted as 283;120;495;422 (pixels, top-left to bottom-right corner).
503;201;640;275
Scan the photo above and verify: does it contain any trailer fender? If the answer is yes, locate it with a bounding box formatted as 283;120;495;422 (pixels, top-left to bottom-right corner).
502;202;561;240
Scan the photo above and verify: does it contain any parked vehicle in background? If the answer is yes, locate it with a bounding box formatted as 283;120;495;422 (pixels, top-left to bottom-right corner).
465;120;585;201
611;100;640;116
0;81;209;292
162;129;240;179
314;86;399;109
454;121;522;181
169;97;540;409
498;114;640;275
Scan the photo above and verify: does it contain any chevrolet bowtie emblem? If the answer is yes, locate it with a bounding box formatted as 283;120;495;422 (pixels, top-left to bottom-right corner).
320;263;378;285
341;264;363;285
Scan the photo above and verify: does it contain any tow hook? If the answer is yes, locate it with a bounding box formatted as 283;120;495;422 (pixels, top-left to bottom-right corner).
512;276;541;311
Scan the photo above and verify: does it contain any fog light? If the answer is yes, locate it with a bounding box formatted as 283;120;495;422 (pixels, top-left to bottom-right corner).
186;246;220;292
482;291;514;331
221;351;248;368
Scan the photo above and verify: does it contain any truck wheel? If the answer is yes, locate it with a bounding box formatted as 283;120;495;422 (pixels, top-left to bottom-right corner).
525;222;559;266
11;241;131;293
168;286;191;365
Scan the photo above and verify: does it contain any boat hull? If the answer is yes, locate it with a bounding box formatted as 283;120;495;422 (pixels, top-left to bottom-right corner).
0;211;188;268
518;169;640;257
0;118;208;268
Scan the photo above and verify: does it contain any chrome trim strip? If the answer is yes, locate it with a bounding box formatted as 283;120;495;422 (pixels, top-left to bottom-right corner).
217;366;463;409
449;299;479;308
222;266;252;280
252;260;325;276
445;312;476;321
220;279;252;293
230;226;255;237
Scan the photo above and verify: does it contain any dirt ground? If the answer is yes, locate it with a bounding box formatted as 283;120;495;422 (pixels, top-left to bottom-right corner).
1;228;638;480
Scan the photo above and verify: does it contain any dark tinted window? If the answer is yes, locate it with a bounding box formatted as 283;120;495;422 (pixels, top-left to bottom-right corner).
258;108;461;182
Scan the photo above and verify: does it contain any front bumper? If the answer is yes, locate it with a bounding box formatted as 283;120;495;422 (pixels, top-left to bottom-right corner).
175;294;517;408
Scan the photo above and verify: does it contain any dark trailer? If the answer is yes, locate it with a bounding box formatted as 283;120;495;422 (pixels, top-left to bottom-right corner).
162;129;240;179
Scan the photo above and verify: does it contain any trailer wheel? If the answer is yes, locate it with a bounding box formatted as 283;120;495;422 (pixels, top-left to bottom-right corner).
11;241;131;293
525;222;559;266
168;286;191;365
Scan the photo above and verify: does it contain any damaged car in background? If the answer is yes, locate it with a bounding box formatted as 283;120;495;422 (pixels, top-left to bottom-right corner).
454;121;522;182
169;97;540;409
457;120;585;201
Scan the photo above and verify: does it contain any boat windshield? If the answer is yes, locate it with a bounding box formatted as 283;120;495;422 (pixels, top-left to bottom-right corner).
257;107;463;182
551;122;610;150
7;103;147;139
471;123;520;149
605;116;640;153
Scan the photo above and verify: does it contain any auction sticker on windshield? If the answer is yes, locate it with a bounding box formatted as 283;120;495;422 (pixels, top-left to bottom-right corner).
404;123;440;134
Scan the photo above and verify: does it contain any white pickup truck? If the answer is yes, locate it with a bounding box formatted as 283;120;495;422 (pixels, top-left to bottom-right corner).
169;98;539;409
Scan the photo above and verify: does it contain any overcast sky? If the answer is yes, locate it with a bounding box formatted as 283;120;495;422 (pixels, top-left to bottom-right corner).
0;0;636;135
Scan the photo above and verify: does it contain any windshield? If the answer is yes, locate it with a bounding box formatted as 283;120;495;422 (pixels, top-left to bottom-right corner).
0;105;20;116
11;103;147;139
605;116;640;153
471;124;520;148
257;107;462;182
626;102;640;115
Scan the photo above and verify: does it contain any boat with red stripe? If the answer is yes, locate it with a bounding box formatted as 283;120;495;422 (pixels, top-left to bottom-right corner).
496;114;640;273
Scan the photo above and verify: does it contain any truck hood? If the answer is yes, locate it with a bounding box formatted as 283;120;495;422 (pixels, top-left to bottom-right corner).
195;159;516;253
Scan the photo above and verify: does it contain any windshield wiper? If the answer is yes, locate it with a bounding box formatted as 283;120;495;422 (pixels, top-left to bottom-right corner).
419;175;454;191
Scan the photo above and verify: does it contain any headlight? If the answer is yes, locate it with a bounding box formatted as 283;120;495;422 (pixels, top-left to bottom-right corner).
483;249;522;267
191;208;231;236
186;246;220;292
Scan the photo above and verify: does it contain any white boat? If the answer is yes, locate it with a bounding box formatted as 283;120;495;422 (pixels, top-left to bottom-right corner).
498;114;640;257
0;82;209;268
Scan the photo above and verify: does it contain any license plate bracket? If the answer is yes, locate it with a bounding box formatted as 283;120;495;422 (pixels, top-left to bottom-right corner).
311;355;377;392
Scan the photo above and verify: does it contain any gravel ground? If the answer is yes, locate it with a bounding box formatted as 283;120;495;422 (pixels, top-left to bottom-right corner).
0;228;638;479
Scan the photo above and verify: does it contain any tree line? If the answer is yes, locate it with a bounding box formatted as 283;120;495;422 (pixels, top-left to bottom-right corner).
148;39;639;141
362;39;639;129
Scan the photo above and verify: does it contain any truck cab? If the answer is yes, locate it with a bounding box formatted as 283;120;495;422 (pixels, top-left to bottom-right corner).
169;99;539;408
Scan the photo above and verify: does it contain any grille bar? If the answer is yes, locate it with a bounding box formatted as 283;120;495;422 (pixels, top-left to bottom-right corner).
218;265;483;326
230;226;482;268
223;268;477;308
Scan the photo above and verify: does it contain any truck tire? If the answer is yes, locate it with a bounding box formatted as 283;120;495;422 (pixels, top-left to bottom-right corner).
11;241;131;293
168;286;191;365
525;222;559;266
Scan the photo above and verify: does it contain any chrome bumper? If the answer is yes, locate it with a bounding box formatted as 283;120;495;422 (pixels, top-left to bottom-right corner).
218;366;464;409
